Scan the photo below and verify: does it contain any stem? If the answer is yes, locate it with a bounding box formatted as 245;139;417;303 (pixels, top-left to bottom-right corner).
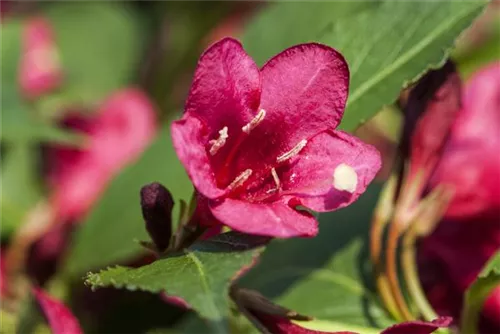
386;219;414;321
3;202;54;309
370;177;402;321
402;226;439;321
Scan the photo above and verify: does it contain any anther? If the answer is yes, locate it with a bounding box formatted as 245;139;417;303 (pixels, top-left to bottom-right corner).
242;109;266;134
267;168;281;194
277;139;307;163
333;163;358;193
227;169;253;190
209;126;228;155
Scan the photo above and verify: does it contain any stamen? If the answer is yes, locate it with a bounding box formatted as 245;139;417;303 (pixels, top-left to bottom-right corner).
267;168;281;194
242;109;266;134
209;126;228;155
227;169;253;190
276;139;307;163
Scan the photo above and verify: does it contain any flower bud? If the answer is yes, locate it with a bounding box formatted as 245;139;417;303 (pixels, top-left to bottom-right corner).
19;17;63;99
401;60;461;173
140;182;174;252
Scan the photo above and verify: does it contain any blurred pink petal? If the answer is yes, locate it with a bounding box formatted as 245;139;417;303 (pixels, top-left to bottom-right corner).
159;292;190;310
32;287;83;334
19;16;63;99
429;62;500;221
49;88;157;223
419;62;500;333
251;313;449;334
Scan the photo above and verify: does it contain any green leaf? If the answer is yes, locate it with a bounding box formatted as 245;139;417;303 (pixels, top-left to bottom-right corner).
1;143;42;237
63;123;191;276
242;1;487;132
461;251;500;334
239;184;392;329
85;232;268;321
41;2;145;106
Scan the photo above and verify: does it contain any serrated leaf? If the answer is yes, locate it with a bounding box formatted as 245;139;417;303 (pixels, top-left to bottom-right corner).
461;251;500;334
85;232;269;321
41;2;145;106
239;184;393;329
63;123;191;276
242;0;486;132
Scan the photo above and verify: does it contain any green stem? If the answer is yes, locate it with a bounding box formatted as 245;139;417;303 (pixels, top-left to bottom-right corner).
370;177;402;321
402;226;439;321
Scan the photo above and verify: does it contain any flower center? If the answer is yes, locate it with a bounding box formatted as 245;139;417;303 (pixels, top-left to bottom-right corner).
207;109;309;197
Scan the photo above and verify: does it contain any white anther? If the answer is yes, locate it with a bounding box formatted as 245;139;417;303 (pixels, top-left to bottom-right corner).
333;163;358;193
242;109;266;134
209;126;228;155
276;139;307;163
227;169;253;190
266;168;281;194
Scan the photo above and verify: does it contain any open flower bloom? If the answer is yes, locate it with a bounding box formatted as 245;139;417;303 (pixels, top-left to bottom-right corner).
172;38;381;238
49;88;157;223
19;16;63;99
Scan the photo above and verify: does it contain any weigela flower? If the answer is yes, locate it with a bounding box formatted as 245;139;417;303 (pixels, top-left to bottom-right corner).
418;62;500;333
406;60;462;180
32;287;83;334
419;219;500;333
49;88;157;223
172;38;381;238
428;62;500;220
250;312;450;334
19;17;63;99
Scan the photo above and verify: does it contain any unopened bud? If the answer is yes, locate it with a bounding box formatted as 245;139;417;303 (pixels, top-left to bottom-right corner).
400;60;461;173
140;182;174;252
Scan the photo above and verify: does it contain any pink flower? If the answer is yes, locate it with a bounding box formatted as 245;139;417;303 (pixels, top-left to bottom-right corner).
428;62;500;221
172;38;381;238
419;219;500;333
418;62;500;333
48;88;157;223
18;17;63;99
32;287;83;334
249;312;450;334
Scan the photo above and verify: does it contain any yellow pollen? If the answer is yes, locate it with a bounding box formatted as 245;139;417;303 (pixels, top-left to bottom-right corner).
277;139;307;163
227;169;253;190
209;126;228;155
333;163;358;193
242;109;266;134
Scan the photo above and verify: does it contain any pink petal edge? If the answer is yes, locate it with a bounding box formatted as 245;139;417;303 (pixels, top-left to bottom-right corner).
210;197;318;238
32;287;83;334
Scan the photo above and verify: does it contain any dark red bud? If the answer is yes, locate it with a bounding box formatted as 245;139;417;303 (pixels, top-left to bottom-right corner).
140;182;174;252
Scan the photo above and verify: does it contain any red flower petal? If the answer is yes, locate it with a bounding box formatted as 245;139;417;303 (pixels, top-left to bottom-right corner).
429;62;500;220
171;116;225;199
183;38;262;184
32;287;83;334
278;130;381;212
252;313;354;334
210;197;318;238
381;317;452;334
232;43;349;174
419;218;500;330
50;88;156;222
19;17;63;99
